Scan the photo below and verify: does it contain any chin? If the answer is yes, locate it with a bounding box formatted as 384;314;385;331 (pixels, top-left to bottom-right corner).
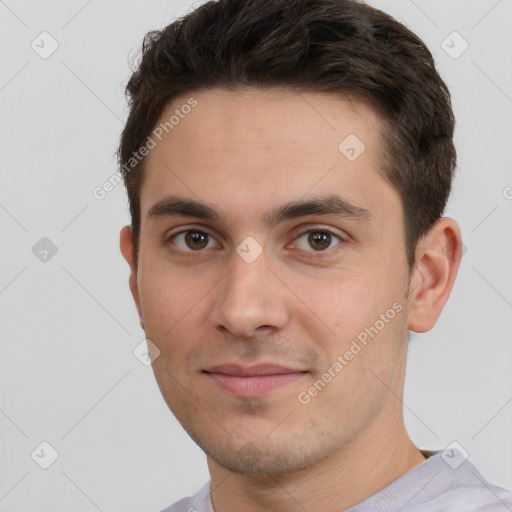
197;432;333;476
211;449;320;476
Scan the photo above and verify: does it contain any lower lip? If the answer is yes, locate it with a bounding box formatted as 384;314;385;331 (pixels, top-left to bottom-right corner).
205;372;306;396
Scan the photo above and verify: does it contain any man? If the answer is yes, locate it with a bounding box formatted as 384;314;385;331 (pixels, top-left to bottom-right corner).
118;0;512;510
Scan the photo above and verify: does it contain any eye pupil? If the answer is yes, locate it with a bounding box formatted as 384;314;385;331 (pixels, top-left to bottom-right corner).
185;231;208;250
308;231;331;250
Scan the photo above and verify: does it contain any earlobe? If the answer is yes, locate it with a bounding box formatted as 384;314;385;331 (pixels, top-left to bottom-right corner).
407;218;462;333
120;225;143;323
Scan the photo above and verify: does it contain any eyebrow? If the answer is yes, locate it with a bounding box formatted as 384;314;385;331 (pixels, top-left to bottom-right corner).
147;194;372;228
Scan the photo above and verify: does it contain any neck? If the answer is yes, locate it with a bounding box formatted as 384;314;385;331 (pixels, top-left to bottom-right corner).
207;410;426;512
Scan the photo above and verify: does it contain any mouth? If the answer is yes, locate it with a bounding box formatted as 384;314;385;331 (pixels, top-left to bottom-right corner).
203;364;308;396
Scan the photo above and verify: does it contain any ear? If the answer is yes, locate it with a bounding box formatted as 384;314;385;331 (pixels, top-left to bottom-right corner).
407;217;462;333
120;225;143;327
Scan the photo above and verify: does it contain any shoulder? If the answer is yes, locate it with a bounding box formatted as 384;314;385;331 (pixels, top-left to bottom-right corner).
350;450;512;511
159;482;212;512
160;496;195;512
406;452;512;511
423;486;512;511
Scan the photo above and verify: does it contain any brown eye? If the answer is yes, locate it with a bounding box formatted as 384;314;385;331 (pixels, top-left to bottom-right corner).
170;230;220;252
308;231;332;251
291;230;342;253
184;231;209;250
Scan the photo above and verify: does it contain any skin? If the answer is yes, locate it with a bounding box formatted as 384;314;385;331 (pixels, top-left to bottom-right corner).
120;87;462;511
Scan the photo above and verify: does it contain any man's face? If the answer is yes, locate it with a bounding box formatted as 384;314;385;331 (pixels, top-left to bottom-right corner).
124;88;415;475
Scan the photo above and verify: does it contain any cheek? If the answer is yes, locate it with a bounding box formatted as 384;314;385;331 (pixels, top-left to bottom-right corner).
298;269;408;355
298;273;383;331
137;265;204;347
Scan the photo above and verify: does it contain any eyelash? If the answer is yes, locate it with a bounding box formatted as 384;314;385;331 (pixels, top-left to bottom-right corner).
165;227;345;257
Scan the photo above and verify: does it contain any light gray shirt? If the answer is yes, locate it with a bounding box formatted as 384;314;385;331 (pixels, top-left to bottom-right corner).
161;449;512;511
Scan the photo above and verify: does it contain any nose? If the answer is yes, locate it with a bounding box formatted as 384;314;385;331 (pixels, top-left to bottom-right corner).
210;248;290;339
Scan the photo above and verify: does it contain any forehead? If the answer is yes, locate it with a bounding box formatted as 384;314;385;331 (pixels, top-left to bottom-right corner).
139;87;399;226
153;87;383;158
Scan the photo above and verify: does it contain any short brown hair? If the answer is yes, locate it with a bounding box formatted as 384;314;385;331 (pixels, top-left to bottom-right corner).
118;0;456;267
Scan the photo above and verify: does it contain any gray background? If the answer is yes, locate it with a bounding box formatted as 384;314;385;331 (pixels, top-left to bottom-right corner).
1;0;511;511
